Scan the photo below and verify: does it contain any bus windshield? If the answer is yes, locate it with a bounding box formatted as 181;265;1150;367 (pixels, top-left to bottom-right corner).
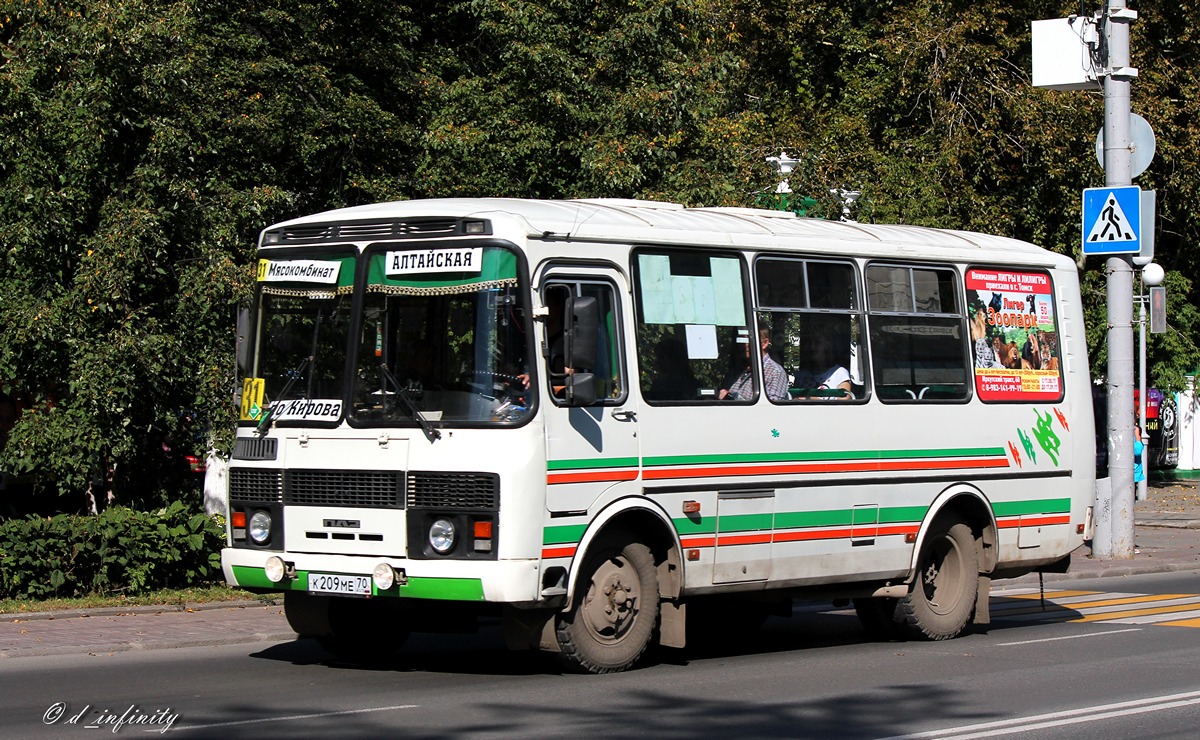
350;245;532;425
250;254;355;425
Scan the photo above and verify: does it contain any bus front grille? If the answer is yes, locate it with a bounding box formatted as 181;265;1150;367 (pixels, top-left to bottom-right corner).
229;468;405;508
232;437;278;461
407;472;499;510
229;468;284;504
286;470;405;509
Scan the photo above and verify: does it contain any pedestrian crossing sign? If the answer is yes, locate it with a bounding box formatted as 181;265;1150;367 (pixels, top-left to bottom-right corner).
1082;185;1141;255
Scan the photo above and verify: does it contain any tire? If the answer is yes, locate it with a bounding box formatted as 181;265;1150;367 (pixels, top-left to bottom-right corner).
896;521;978;640
556;539;659;674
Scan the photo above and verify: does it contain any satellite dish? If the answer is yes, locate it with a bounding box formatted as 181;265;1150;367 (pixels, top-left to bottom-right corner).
1095;113;1156;178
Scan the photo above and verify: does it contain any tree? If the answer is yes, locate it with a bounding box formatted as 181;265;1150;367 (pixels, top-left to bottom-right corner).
2;0;1199;512
0;0;422;508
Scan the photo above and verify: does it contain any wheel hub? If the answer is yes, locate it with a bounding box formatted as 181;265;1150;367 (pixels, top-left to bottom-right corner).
583;559;640;639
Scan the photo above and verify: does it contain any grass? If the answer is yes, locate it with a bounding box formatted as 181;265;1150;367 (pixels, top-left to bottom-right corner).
0;584;280;616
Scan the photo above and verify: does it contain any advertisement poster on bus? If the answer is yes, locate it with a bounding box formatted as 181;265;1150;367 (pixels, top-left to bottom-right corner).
966;268;1063;402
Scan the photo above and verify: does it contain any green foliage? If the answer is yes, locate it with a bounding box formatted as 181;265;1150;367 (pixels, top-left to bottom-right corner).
2;0;1200;512
0;502;224;599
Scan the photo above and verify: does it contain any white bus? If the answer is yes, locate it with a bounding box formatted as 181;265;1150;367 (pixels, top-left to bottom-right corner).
222;198;1095;673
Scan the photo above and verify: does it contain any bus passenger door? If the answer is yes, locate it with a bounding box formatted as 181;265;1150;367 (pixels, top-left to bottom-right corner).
540;269;641;514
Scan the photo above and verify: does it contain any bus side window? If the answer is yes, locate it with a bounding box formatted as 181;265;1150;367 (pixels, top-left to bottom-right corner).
754;257;864;402
866;264;969;402
634;250;752;404
543;280;625;406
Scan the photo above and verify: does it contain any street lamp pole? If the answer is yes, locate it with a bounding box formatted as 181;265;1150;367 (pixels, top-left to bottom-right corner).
1093;1;1138;560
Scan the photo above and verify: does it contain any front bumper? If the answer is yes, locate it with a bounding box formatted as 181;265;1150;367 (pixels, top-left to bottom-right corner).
221;548;542;604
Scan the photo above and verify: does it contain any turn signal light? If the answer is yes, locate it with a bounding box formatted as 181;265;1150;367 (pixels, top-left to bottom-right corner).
231;511;247;528
473;520;494;552
682;500;701;514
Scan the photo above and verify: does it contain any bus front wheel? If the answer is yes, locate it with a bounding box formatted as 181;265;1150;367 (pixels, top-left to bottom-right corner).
555;539;659;674
896;521;978;640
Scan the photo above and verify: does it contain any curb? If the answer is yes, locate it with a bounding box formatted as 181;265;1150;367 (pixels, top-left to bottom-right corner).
1;598;282;623
0;630;299;660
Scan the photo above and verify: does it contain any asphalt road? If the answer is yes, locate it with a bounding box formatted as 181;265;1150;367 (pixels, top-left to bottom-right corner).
4;569;1200;739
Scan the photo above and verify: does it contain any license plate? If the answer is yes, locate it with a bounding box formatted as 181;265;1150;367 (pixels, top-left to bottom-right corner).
308;572;371;597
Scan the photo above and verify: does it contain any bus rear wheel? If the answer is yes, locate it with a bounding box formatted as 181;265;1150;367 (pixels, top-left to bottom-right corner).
556;539;659;674
896;521;978;640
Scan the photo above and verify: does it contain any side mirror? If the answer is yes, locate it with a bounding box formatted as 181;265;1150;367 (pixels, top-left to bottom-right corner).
565;296;598;369
564;372;597;406
236;306;251;373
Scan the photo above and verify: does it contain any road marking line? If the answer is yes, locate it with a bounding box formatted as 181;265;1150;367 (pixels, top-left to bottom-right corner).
995;589;1100;599
994;593;1193;616
171;704;420;732
878;689;1200;739
1075;601;1200;622
996;627;1142;646
1158;615;1200;627
1106;607;1200;624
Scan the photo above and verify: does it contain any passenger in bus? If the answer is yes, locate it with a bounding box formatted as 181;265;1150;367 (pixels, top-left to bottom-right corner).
793;323;853;400
719;328;787;401
646;336;699;401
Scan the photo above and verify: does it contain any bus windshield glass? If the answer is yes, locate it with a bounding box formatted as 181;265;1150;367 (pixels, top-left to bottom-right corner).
249;254;355;425
351;245;531;425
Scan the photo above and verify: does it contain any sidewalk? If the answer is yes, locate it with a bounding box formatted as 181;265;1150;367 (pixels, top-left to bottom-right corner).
2;482;1198;659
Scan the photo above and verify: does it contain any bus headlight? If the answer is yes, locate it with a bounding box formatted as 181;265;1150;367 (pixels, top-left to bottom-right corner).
249;510;272;545
372;562;397;591
429;518;457;554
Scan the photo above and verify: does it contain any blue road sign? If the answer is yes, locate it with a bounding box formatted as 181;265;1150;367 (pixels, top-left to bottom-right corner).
1082;185;1141;255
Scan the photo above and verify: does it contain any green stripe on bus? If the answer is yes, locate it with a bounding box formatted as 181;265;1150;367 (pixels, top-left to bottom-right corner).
544;524;588;545
674;517;716;535
992;498;1072;516
397;577;484;601
642;447;1006;467
716;512;774;531
774;509;854;529
548;456;640;471
880;506;929;523
231;565;279;590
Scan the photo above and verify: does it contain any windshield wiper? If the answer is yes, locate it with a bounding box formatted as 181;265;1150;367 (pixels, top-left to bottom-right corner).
378;362;441;443
256;355;311;433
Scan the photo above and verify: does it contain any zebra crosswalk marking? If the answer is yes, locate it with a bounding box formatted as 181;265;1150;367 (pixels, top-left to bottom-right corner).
987;589;1200;629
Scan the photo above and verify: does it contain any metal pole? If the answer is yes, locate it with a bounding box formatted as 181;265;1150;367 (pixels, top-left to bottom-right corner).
1138;286;1148;501
1095;0;1136;559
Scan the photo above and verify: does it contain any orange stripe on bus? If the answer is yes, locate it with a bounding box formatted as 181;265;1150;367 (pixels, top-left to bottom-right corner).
541;546;577;559
547;470;640;485
717;532;773;546
680;536;716;548
773;528;854;542
996;515;1071;529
